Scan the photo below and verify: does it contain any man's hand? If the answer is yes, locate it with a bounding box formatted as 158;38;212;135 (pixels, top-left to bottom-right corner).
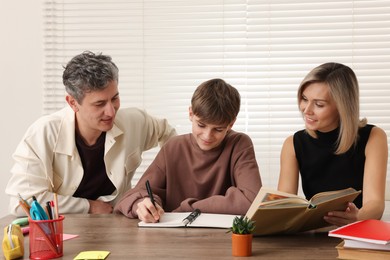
88;200;113;214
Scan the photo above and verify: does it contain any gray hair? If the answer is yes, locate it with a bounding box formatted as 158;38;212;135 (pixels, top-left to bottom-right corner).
62;51;119;103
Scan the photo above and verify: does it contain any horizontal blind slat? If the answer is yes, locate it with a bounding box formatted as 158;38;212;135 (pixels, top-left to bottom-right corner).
43;0;390;188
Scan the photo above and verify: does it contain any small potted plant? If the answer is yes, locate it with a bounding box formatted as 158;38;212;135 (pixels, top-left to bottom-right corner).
227;215;255;257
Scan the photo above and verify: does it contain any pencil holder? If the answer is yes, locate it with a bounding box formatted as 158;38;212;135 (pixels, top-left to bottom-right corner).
29;215;64;259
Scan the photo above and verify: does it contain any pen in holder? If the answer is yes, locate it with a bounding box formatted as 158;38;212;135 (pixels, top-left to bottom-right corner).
28;215;64;259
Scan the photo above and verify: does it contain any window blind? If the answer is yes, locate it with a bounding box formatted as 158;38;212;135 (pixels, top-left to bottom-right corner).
43;0;390;191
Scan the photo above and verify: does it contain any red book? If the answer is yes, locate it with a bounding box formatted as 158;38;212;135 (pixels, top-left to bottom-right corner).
329;219;390;245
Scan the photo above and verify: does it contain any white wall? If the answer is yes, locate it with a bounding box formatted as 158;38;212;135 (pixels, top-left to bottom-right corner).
0;0;43;217
0;1;388;219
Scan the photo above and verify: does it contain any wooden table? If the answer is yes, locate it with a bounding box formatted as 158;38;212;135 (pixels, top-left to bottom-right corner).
0;214;341;259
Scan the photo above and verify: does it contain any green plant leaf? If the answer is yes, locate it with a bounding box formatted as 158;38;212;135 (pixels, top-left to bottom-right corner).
227;216;256;234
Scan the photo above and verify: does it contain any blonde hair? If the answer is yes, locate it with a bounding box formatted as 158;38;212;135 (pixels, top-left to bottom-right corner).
298;63;367;154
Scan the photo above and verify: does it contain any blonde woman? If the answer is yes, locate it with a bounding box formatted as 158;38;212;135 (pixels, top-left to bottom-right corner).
278;62;388;227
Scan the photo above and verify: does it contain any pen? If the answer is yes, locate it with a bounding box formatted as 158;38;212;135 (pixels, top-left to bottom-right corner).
53;193;59;220
46;201;53;220
18;193;31;210
182;209;201;226
18;201;32;218
50;199;60;253
145;180;157;208
50;201;55;219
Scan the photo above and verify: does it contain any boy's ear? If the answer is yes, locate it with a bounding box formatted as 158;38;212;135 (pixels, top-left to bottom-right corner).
228;118;237;129
66;95;79;112
188;106;194;121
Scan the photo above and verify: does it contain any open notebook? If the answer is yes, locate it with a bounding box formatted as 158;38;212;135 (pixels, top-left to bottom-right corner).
138;212;237;228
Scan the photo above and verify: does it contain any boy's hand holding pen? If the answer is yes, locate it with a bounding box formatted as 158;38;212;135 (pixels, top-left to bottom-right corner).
138;180;164;223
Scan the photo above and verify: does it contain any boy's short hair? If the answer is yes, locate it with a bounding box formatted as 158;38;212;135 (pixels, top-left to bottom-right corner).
191;78;240;125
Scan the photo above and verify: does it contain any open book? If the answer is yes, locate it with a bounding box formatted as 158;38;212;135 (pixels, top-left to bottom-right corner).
245;187;361;236
138;212;237;229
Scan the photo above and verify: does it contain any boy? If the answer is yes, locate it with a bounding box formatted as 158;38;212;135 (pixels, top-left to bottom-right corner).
114;78;262;222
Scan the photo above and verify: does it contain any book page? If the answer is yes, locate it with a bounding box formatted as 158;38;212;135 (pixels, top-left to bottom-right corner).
138;212;237;229
259;196;309;207
245;187;308;220
310;188;360;205
257;188;309;207
344;239;390;251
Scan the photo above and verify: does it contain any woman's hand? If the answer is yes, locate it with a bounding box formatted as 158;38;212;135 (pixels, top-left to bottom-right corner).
324;202;359;226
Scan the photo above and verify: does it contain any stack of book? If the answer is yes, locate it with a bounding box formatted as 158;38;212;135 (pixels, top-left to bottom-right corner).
329;219;390;259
